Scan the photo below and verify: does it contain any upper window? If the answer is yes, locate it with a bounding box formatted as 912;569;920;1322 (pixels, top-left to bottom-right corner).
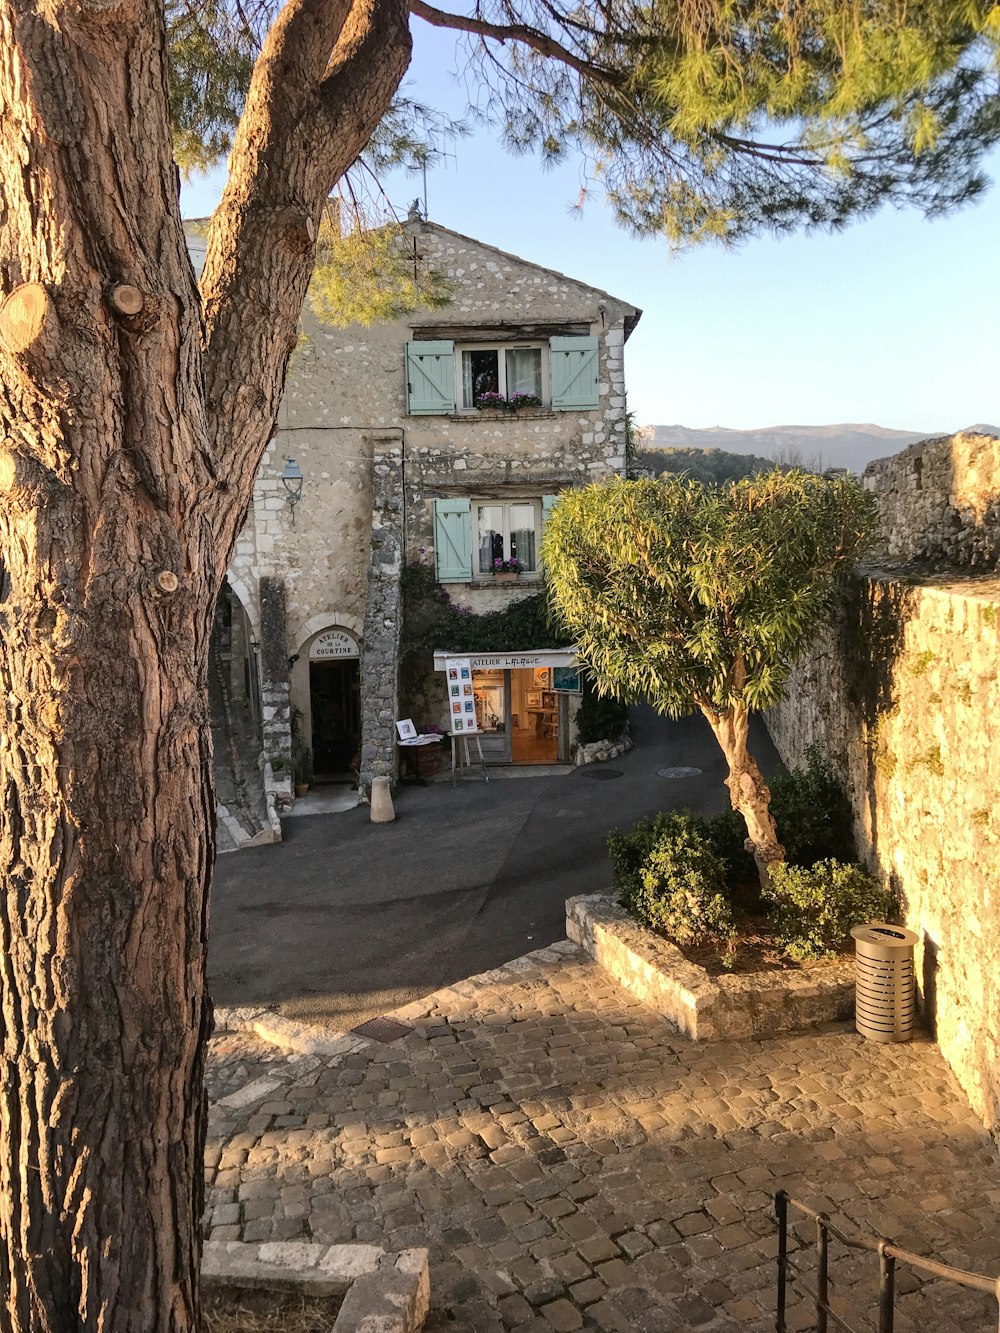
405;337;599;416
433;495;559;583
476;501;539;573
460;345;546;409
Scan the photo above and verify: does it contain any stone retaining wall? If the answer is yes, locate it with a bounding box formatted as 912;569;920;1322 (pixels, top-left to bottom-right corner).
566;893;855;1041
766;568;1000;1133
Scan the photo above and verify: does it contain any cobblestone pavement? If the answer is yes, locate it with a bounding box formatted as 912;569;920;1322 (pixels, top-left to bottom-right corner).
205;943;1000;1332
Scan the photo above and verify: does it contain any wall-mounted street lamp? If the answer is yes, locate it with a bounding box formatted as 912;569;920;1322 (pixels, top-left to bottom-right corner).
281;456;304;524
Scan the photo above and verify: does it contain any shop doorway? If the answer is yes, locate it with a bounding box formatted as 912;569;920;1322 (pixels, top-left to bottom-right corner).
511;668;559;763
310;659;360;778
471;667;560;764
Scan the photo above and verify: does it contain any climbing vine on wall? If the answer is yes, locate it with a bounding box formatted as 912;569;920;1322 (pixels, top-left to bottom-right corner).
400;562;569;661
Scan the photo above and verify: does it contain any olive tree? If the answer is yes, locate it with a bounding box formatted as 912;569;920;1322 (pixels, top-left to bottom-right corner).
542;472;877;881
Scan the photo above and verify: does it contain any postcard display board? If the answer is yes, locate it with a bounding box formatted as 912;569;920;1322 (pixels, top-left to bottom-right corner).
445;657;489;782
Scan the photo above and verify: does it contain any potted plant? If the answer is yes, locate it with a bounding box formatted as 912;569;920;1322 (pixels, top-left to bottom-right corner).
508;392;543;410
294;747;313;798
474;391;508;412
491;557;523;584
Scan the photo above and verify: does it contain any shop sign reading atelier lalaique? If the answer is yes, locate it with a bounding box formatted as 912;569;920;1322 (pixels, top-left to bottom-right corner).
310;629;360;660
432;647;578;672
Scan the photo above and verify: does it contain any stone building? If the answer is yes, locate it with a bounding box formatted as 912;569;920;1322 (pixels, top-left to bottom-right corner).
188;217;641;808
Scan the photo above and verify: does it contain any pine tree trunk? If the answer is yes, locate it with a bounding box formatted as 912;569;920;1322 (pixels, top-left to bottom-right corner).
701;701;785;885
0;3;220;1327
0;0;410;1326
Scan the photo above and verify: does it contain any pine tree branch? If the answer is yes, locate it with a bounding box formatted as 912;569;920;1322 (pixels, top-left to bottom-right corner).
410;0;617;86
198;0;411;563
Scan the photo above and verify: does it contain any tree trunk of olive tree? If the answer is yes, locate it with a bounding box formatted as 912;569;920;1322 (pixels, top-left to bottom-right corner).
0;0;409;1326
701;701;785;884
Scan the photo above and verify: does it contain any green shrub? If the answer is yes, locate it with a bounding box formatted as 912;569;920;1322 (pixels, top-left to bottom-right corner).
770;745;856;867
764;859;892;960
705;807;758;888
610;811;734;950
608;809;709;894
576;679;629;744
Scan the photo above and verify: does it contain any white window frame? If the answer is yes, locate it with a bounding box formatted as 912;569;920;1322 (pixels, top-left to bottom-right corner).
473;499;543;578
455;342;550;412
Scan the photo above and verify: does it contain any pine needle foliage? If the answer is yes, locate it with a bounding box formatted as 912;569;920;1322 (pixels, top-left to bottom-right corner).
541;471;878;717
167;0;1000;247
441;0;1000;242
307;218;453;329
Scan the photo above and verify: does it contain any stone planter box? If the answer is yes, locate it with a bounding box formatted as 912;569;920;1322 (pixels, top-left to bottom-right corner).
566;893;854;1042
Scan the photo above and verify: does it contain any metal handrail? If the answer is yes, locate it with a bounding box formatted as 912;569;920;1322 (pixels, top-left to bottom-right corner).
775;1190;1000;1333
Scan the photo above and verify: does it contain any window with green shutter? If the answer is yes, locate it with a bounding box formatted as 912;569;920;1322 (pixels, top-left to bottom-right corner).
549;336;599;411
433;498;472;582
406;341;455;415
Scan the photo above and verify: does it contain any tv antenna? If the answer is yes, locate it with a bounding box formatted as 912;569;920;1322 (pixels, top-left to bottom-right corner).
417;128;460;220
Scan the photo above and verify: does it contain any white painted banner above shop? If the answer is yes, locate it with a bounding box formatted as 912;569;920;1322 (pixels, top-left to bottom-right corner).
310;629;360;660
433;647;577;672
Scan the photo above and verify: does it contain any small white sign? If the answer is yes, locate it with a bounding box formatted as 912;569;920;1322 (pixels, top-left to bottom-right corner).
396;719;417;740
310;629;359;661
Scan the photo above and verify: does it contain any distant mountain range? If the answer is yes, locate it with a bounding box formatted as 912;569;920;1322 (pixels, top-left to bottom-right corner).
640;423;999;476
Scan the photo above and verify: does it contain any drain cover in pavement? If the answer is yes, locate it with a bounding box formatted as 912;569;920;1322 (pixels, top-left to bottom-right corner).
657;766;702;779
351;1016;413;1043
580;768;623;780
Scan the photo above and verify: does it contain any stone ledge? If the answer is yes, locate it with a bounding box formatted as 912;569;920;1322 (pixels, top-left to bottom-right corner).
214;1006;372;1061
202;1240;429;1333
566;892;854;1041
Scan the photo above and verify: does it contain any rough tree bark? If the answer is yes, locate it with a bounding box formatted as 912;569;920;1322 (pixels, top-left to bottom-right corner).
0;0;409;1327
701;700;785;884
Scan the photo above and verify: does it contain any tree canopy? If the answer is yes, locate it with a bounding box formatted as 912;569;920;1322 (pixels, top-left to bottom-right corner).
543;471;877;716
641;445;797;484
170;0;1000;245
542;472;878;875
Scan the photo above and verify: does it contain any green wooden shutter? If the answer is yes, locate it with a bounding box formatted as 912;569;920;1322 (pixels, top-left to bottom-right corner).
549;336;600;410
433;498;472;583
540;495;559;570
406;341;455;415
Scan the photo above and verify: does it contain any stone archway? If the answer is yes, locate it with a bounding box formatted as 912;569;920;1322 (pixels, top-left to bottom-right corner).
292;615;363;782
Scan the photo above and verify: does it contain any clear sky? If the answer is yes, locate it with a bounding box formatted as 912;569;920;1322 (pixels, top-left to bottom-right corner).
182;23;1000;434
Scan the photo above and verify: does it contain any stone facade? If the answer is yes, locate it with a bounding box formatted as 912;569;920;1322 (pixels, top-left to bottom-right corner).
767;564;1000;1134
188;218;639;796
864;429;1000;568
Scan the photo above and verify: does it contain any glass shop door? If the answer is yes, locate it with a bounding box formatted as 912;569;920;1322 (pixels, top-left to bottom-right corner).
472;669;512;763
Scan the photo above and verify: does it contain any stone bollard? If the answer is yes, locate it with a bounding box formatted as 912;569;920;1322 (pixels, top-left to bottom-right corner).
369;776;395;824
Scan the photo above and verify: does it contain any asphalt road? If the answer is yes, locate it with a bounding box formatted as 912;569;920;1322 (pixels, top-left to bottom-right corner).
208;707;784;1032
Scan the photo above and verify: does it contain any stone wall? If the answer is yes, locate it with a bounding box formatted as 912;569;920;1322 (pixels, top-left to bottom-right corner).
864;430;1000;568
258;577;292;776
358;433;404;789
767;568;1000;1133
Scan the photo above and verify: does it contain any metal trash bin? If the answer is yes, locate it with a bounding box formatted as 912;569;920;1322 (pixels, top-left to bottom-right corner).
851;923;919;1043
